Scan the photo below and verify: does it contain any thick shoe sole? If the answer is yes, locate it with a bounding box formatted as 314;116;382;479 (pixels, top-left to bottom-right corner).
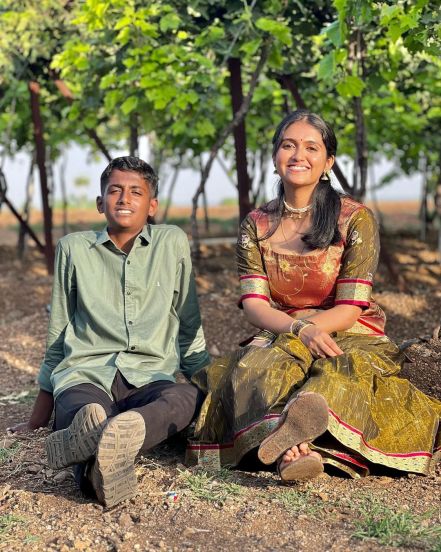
279;455;324;481
93;411;146;509
258;392;328;465
46;403;107;469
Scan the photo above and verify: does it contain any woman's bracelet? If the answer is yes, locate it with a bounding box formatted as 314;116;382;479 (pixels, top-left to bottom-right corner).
290;318;316;336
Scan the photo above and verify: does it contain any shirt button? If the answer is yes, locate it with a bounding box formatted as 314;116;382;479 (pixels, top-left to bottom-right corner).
128;321;133;325
127;291;131;295
127;260;131;265
130;346;135;350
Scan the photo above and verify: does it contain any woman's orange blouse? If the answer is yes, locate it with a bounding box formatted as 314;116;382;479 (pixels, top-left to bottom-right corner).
237;196;386;335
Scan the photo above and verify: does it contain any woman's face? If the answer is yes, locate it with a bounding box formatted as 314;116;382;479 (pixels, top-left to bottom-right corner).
273;120;334;192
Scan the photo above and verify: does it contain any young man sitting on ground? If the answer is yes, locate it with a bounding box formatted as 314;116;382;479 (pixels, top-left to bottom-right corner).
9;156;209;508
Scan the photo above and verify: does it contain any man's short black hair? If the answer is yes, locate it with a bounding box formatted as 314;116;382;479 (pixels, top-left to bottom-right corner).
100;156;159;197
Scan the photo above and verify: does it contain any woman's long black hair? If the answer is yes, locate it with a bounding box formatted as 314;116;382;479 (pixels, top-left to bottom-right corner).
260;110;343;250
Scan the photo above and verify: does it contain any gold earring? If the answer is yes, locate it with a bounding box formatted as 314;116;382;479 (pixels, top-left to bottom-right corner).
322;171;330;181
273;169;278;175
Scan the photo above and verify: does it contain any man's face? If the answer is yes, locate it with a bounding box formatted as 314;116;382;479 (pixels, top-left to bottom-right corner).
96;169;158;234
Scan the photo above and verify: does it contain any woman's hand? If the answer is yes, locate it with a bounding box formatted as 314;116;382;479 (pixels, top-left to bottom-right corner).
298;325;344;358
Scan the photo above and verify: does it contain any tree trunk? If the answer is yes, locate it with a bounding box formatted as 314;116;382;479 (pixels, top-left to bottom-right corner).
160;164;179;223
435;182;441;263
351;30;368;201
353;95;368;200
202;188;210;233
191;40;271;258
0;166;45;254
17;156;35;258
29;81;54;274
228;57;252;222
59;154;69;236
129;114;139;157
251;148;269;206
419;156;428;242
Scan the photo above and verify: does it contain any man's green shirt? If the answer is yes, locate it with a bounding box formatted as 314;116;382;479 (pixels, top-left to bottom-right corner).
38;224;210;399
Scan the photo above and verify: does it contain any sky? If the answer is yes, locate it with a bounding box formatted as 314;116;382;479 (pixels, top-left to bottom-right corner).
1;140;422;211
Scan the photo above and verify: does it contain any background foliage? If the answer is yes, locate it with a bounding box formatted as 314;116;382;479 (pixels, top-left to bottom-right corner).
1;0;440;212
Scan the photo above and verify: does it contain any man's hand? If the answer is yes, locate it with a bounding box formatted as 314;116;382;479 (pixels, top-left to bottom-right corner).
6;389;54;435
6;421;42;434
299;325;344;358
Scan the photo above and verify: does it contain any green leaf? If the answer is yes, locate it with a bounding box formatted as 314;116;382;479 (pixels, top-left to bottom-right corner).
76;57;89;71
387;21;404;43
336;75;365;97
159;13;180;32
104;90;121;111
99;74;115;89
323;20;343;47
317;52;336;80
427;106;441;119
240;38;261;56
380;5;400;25
333;0;348;19
255;18;292;46
267;43;283;69
121;96;138;115
195;119;216;137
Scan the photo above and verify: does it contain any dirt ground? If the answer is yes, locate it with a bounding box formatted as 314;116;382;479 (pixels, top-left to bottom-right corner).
0;220;440;551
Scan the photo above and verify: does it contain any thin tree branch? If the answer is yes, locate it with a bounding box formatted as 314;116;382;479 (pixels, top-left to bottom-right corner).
191;39;272;257
53;78;112;161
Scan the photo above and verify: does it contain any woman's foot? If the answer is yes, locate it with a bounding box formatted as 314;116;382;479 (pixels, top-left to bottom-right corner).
278;443;323;481
258;392;328;465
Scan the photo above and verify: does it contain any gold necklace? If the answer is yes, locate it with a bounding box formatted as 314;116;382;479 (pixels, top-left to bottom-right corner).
283;200;312;219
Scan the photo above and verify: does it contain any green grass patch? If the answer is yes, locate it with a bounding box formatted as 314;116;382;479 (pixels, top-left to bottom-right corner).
352;495;441;549
177;468;243;504
23;534;40;544
0;442;21;464
277;489;326;517
0;514;25;535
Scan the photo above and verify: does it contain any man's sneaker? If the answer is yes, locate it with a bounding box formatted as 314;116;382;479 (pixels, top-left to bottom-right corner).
46;403;107;469
89;410;146;508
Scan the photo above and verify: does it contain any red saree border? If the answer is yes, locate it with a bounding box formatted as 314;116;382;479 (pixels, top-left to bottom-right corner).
328;408;432;459
337;278;372;286
357;318;385;335
335;299;370;307
240;274;269;281
240;293;270;302
234;414;280;439
187;409;435;475
187;414;280;451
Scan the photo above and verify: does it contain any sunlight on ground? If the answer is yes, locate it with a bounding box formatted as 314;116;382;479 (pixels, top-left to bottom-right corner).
376;293;427;318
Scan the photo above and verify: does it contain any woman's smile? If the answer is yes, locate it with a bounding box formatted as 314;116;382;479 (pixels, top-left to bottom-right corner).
274;120;334;191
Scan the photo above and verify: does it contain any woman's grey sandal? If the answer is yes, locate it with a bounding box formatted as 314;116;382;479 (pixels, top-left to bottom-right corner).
258;392;328;465
278;454;324;481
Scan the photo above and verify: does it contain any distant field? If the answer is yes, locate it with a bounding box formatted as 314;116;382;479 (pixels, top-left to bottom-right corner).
0;200;422;244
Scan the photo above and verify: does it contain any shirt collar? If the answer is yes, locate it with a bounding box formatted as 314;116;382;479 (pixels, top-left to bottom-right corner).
94;225;152;247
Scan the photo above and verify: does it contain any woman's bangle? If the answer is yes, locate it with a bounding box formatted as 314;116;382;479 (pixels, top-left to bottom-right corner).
290;318;315;336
